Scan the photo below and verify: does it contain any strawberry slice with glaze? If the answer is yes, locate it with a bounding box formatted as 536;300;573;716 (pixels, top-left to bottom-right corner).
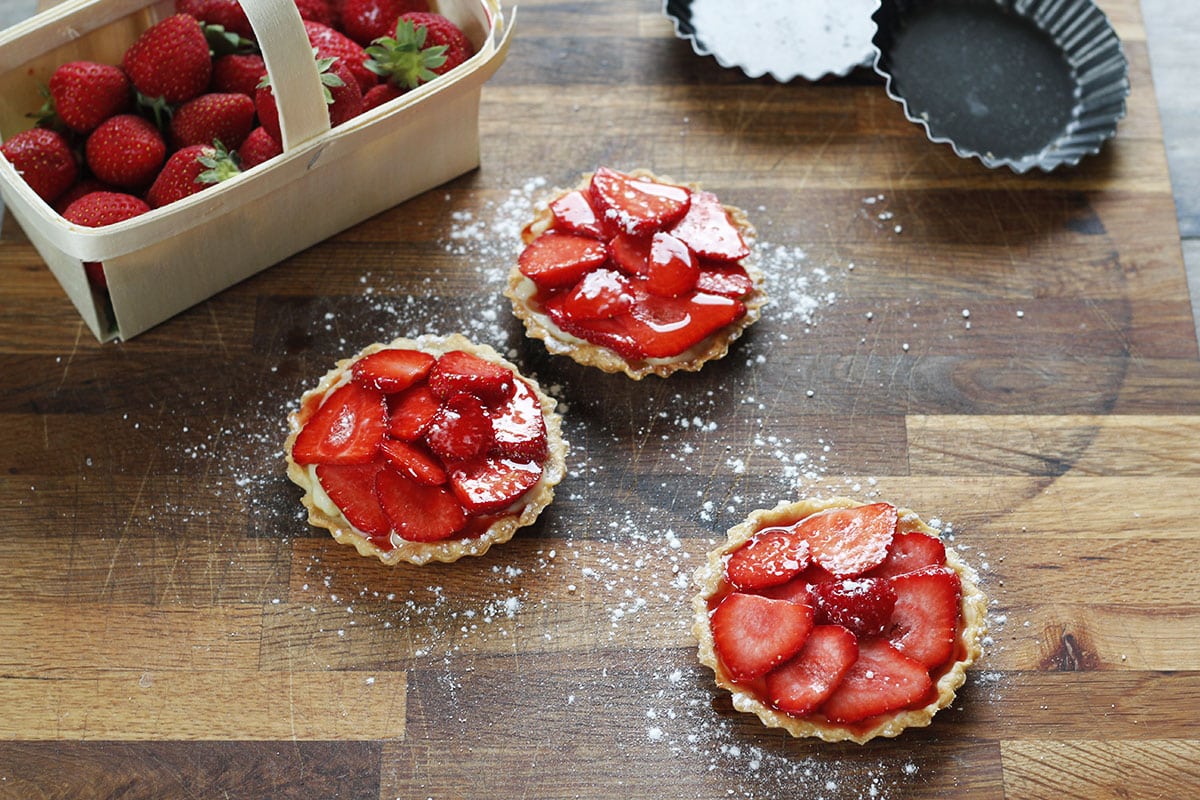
669;189;750;261
549;189;607;239
351;348;435;393
626;290;745;359
812;576;897;637
429;351;514;401
375;466;467;542
448;456;544;514
609;232;700;297
725;525;811;591
379;437;447;485
518;233;609;289
710;592;814;682
820;638;934;724
425;392;495;462
764;624;859;716
589;167;691;237
795;502;898;577
387;385;440;441
292;381;387;465
868;531;947;579
886;565;962;667
488;378;549;460
315;460;391;539
696;262;754;298
560;268;635;321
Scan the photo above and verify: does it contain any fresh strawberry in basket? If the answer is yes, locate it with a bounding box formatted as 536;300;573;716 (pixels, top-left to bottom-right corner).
0;128;78;204
364;13;473;93
123;14;213;105
62;191;151;228
294;0;339;27
211;53;267;97
169;92;256;150
146;142;240;208
45;61;132;135
341;0;429;46
85;114;166;190
304;20;377;93
237;126;282;169
175;0;254;39
255;56;363;142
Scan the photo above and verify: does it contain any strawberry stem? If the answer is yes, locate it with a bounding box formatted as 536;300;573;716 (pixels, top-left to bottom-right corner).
363;19;448;91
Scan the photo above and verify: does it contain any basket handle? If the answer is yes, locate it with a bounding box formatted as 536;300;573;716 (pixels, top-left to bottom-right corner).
238;0;331;151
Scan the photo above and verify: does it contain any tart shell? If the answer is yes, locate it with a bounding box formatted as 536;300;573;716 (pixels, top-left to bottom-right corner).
505;169;768;380
285;334;567;566
691;496;988;743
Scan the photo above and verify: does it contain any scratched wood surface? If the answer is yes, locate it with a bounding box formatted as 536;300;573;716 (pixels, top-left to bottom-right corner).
2;0;1200;798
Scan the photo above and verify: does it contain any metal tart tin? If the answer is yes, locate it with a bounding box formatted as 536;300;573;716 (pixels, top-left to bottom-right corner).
663;0;880;81
871;0;1129;172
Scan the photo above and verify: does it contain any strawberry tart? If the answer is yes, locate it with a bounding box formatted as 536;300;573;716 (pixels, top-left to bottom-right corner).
505;167;767;379
285;334;567;565
692;498;987;743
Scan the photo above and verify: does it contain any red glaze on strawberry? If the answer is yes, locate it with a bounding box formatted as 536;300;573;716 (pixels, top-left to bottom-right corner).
375;466;467;542
386;385;440;441
764;625;858;716
292;381;386;464
489;379;549;460
669;190;750;261
378;437;447;485
812;577;897;637
724;526;811;592
425;393;494;462
710;592;814;682
696;263;754;298
549;189;607;238
560;269;634;321
886;565;961;667
518;233;609;289
429;351;513;401
819;639;933;724
448;456;544;514
869;531;947;579
589;167;690;237
316;461;392;540
795;502;897;577
352;348;436;393
625;291;745;359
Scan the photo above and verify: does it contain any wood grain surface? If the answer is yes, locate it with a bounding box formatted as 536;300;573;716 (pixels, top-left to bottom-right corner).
2;0;1199;798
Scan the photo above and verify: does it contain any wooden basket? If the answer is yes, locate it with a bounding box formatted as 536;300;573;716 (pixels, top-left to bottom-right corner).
0;0;512;341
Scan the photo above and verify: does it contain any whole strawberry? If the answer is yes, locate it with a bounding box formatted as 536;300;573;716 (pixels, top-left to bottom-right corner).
256;56;362;142
147;142;240;208
211;53;268;97
53;177;111;214
362;82;403;111
85;114;167;189
175;0;254;39
0;127;78;203
237;126;282;169
170;92;256;149
47;61;132;134
364;12;473;91
62;190;151;227
294;0;338;27
304;20;377;93
341;0;429;46
123;14;212;104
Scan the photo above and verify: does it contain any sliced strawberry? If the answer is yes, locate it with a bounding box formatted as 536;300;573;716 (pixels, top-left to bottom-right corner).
378;437;447;485
387;385;440;441
669;189;750;261
757;574;816;606
886;565;961;668
812;576;897;637
517;233;609;289
794;502;898;578
644;232;699;297
549;189;607;239
448;456;543;514
820;638;934;724
292;381;387;465
589;167;691;237
626;291;745;359
315;460;391;539
608;231;650;276
560;268;634;321
725;525;811;591
488;378;548;460
375;466;467;542
428;350;514;401
869;531;947;579
696;262;754;298
710;592;814;682
424;392;494;462
543;301;643;362
351;348;436;393
765;624;858;716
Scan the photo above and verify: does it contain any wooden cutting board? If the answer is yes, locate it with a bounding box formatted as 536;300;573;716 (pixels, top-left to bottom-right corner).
1;0;1198;798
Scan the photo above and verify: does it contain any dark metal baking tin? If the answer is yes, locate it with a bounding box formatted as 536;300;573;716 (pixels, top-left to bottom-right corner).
872;0;1129;172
